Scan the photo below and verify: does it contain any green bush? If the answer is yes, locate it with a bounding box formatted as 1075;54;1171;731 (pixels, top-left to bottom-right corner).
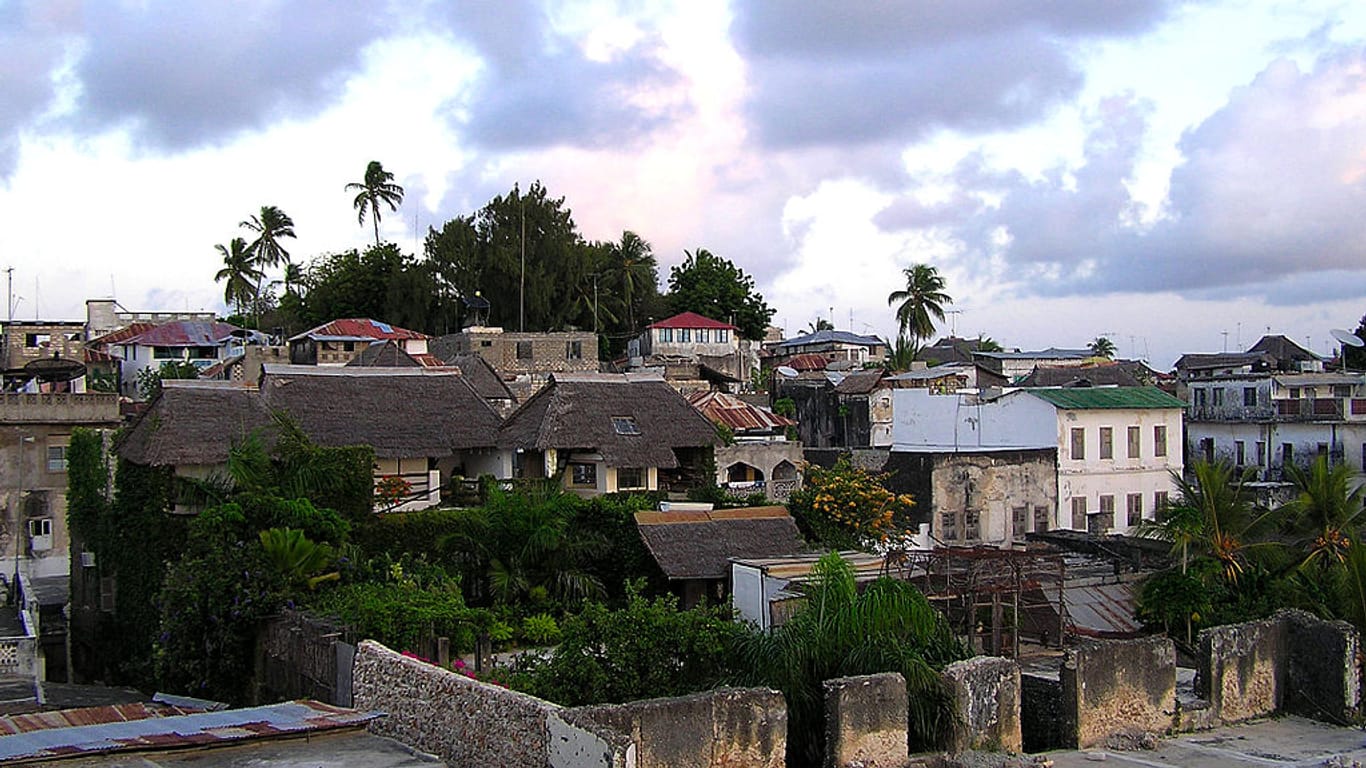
520;613;562;646
306;580;490;654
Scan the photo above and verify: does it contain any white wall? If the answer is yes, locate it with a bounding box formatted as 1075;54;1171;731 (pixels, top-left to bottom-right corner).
892;389;1056;451
1056;407;1183;533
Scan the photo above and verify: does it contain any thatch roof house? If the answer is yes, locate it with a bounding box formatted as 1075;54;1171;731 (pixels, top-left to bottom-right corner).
498;372;719;495
634;506;809;607
119;366;508;511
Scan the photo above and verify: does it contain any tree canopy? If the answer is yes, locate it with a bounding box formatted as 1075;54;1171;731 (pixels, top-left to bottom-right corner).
665;248;773;340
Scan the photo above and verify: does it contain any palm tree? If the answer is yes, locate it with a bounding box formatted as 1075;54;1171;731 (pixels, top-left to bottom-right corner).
346;161;405;246
607;231;656;333
887;264;952;358
1281;455;1366;570
805;318;834;334
214;238;262;318
1134;461;1272;583
1089;336;1116;358
240;205;296;272
976;335;1004;353
281;261;304;296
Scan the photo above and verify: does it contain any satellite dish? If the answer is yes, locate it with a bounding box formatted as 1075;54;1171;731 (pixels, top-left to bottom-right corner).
1331;328;1364;348
776;366;799;378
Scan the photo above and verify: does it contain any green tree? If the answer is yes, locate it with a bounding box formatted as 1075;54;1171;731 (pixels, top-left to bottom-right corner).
804;318;834;334
604;230;659;335
787;458;917;551
887;264;952;357
214;237;261;317
1281;455;1366;570
346;161;405;246
1343;316;1366;370
1089;336;1116;358
731;553;966;764
136;360;199;401
976;335;1003;353
666;248;774;340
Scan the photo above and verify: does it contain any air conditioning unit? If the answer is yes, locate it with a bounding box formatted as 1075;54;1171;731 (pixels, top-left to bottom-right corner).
80;551;96;568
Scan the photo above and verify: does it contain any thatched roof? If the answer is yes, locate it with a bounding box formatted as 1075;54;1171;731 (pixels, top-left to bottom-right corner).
498;372;718;468
446;353;515;402
259;366;501;457
118;381;274;466
634;507;808;580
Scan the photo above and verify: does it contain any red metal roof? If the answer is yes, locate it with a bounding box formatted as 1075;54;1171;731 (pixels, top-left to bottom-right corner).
88;322;157;347
688;389;795;432
784;353;830;371
648;311;737;331
124;320;241;347
292;318;429;342
0;702;205;736
83;348;118;363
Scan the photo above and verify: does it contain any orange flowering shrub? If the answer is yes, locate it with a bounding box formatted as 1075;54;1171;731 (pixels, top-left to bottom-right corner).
787;458;916;550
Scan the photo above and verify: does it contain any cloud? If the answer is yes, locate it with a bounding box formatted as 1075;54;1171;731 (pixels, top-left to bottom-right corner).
68;1;392;151
0;1;76;175
731;0;1176;147
887;46;1366;300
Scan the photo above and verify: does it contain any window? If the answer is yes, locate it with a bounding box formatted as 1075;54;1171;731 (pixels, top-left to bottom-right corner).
27;518;51;538
1257;441;1266;466
1282;443;1294;466
1318;442;1329;458
1200;437;1214;463
1155;491;1169;512
1127;493;1143;526
1244;387;1257;407
1289;387;1301;399
1070;428;1085;460
516;341;533;360
1335;384;1353;398
716;329;729;343
697;329;709;343
1012;506;1029;537
964;510;981;540
1099;427;1113;460
569;463;597;487
1212;388;1224;406
1033;506;1050;533
1194;389;1207;408
47;445;68;472
616;467;645;490
1235;440;1245;466
153;346;180;359
24;333;50;348
480;340;493;348
1098;494;1116;530
611;416;641;435
659;328;673;343
1127;426;1141;459
678;328;691;342
941;511;958;541
343;341;355;352
1153;425;1168;457
566;341;582;361
1071;497;1088;529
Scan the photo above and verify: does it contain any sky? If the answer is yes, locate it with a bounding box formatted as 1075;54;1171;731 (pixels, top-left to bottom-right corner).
3;0;1366;369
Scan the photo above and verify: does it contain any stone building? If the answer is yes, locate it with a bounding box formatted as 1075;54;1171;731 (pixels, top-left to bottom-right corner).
432;326;597;399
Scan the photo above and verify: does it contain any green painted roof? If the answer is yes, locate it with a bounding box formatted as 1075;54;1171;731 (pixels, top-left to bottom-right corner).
1026;386;1186;410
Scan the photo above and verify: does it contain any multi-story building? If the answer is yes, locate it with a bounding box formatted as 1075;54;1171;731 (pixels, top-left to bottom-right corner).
432;326;598;399
289;318;435;367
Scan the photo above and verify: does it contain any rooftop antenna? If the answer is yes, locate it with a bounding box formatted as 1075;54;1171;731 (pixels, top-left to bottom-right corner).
5;268;11;325
519;184;525;333
945;309;963;335
1221;330;1229;352
1331;329;1363;372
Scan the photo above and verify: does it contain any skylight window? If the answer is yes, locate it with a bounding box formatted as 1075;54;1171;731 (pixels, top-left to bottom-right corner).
611;416;641;435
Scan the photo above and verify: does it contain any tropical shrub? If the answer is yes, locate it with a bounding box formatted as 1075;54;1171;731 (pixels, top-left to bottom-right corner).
307;579;490;655
787;458;916;550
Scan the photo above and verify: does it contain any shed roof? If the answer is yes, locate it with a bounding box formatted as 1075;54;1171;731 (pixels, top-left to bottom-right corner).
777;329;885;349
290;318;429;343
634;507;808;580
345;340;423;368
446;353;516;401
687;390;794;432
124;320;241;348
498;372;718;468
648;311;737;331
1017;364;1140;388
1026;386;1186;410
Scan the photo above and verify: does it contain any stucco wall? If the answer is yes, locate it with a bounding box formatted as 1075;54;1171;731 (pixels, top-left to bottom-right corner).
928;450;1057;545
823;673;907;767
1055;407;1183;534
1198;615;1286;723
1061;636;1175;749
942;656;1022;753
352;640;559;768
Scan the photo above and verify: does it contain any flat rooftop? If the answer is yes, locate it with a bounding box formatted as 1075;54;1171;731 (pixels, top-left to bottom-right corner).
1043;716;1366;767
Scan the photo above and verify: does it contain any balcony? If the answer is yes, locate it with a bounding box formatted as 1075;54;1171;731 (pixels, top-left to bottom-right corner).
1272;398;1366;422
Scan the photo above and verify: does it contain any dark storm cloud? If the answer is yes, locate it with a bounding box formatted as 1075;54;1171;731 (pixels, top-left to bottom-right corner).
732;0;1178;147
439;1;686;149
0;2;75;175
71;2;391;150
889;48;1366;301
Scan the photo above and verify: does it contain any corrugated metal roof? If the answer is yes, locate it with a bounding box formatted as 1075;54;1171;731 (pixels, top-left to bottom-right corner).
648;311;737;330
777;329;885;349
1027;386;1186;410
1064;582;1141;637
124;320;241;348
0;700;378;762
688;390;795;432
290;318;429;343
0;702;205;736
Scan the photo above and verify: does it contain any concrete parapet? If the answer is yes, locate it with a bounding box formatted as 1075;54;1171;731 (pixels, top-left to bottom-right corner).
1061;636;1176;749
1283;609;1360;722
569;687;786;768
1197;615;1286;723
942;657;1022;754
822;673;908;767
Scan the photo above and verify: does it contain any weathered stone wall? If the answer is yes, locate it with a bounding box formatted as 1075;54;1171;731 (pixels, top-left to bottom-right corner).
352;640;559;768
942;657;1022;753
569;688;786;768
1061;636;1175;749
1283;609;1360;723
823;673;908;768
547;709;634;768
1020;673;1065;753
1197;615;1286;723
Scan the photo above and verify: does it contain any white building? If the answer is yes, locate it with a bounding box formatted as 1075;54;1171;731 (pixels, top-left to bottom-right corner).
892;387;1185;535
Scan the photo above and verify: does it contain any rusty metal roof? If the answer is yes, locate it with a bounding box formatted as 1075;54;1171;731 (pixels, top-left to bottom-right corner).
0;702;204;736
1064;582;1141;637
0;700;378;763
687;390;794;432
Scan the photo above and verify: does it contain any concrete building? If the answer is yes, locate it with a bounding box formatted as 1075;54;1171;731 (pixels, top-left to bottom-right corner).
767;329;888;369
431;326;597;399
892;387;1185;535
289;318;435;367
971;348;1094;384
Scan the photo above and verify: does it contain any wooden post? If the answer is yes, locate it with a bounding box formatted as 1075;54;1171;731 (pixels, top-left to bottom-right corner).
437;636;450;668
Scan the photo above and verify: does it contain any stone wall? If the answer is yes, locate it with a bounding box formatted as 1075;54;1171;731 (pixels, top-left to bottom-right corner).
1061;636;1175;749
1197;615;1286;723
569;688;786;768
942;657;1022;753
823;673;908;768
352;640;559;767
1284;610;1360;723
